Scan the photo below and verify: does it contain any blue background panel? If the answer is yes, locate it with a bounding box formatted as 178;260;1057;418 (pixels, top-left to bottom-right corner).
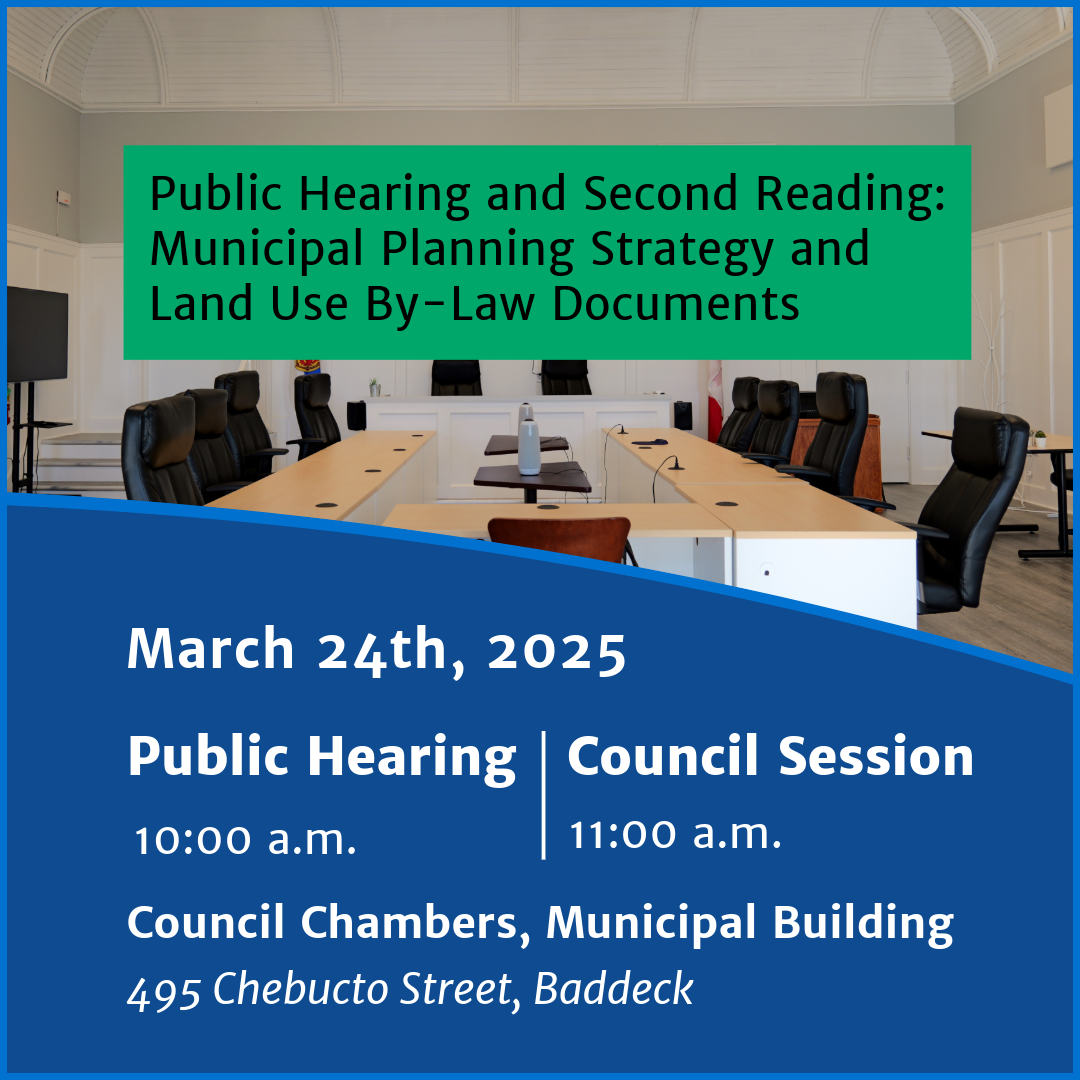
6;502;1072;1073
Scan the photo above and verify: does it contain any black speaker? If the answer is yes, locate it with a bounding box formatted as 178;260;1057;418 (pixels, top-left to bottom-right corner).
673;401;692;431
347;401;366;431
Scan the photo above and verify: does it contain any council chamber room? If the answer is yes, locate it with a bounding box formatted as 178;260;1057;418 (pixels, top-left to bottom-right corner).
6;7;1073;671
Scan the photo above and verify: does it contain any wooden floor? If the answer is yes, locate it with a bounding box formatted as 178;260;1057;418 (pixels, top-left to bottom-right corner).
882;485;1072;672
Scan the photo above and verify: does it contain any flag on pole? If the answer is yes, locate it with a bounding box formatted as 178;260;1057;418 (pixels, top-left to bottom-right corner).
295;359;321;374
708;359;724;443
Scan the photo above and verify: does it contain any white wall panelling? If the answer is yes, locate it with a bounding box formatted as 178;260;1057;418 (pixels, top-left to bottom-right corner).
678;362;951;487
969;207;1073;509
365;394;672;501
80;241;133;431
856;360;911;482
265;358;700;471
907;359;957;486
718;357;951;486
8;227;700;475
13;219;1068;511
73;234;240;432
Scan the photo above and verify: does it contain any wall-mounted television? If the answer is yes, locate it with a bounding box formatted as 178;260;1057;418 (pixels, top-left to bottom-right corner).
7;286;69;383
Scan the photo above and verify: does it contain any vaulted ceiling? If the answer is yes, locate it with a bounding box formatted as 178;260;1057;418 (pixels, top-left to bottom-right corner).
7;7;1073;111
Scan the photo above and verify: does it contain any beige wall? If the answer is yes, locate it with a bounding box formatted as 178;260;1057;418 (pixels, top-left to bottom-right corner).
76;103;953;243
7;73;81;241
8;41;1075;241
957;41;1073;232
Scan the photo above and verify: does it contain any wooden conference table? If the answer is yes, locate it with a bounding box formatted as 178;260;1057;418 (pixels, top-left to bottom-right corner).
211;430;436;524
604;427;801;500
393;427;916;628
383;501;732;584
675;481;913;625
212;425;916;628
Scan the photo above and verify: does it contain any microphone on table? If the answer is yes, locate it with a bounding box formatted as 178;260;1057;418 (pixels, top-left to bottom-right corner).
667;457;685;470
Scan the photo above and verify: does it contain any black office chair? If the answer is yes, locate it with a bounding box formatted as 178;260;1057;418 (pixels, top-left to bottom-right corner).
184;388;252;503
541;360;591;395
213;370;288;482
431;360;482;396
855;407;1030;614
717;377;762;452
292;373;341;460
775;372;869;498
121;394;203;504
798;391;819;418
740;380;800;468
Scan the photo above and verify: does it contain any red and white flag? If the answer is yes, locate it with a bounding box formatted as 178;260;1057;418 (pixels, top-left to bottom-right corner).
707;359;724;443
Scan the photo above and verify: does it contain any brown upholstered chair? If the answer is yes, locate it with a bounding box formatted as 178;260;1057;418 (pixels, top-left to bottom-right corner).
487;517;632;564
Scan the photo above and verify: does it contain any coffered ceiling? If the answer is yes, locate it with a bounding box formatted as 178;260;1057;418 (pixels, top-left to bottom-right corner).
7;7;1073;110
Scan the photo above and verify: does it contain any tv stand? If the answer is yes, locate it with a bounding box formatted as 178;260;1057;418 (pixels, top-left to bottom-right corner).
11;382;71;494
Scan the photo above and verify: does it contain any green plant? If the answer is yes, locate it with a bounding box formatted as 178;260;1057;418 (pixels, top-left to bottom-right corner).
369;377;379;386
1035;430;1046;438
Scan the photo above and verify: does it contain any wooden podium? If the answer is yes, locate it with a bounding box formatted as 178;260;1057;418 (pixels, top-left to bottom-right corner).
790;414;884;509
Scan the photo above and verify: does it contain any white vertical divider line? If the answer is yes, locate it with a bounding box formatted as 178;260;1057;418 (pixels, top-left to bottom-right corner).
540;730;547;861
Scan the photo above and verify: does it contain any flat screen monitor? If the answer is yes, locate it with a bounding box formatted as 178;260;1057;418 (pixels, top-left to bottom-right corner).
7;286;69;383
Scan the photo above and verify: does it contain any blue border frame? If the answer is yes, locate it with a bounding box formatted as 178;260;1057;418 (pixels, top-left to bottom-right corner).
2;5;1074;1074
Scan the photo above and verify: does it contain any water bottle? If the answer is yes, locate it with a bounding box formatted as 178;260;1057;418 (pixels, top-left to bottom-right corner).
518;417;541;475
